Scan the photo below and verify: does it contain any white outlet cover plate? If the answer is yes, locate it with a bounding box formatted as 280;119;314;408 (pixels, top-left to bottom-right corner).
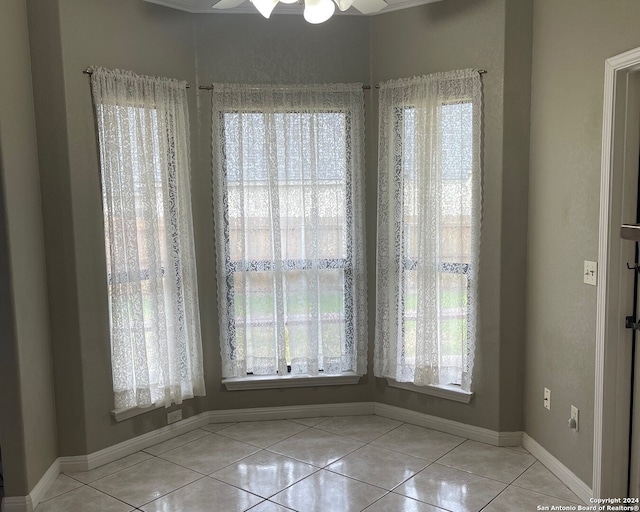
584;260;597;286
571;405;579;431
167;410;182;424
544;387;551;410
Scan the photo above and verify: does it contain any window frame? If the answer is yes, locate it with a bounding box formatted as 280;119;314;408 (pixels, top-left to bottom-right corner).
216;107;359;376
393;99;476;386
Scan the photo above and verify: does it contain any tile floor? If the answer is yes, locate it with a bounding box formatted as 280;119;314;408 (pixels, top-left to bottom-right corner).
34;415;584;512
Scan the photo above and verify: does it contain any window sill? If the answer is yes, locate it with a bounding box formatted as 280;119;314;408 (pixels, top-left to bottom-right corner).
223;372;361;391
385;378;473;404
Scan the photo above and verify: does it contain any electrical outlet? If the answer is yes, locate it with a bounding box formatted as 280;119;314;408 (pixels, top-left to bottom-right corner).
167;409;182;424
584;260;598;286
544;388;551;410
570;405;579;431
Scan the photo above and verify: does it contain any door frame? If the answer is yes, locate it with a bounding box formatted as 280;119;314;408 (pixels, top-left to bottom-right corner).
595;45;640;498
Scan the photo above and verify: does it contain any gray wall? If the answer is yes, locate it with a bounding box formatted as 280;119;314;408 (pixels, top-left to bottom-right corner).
27;0;373;457
499;0;533;431
28;0;201;456
0;0;59;494
525;0;640;487
192;14;374;413
370;0;533;432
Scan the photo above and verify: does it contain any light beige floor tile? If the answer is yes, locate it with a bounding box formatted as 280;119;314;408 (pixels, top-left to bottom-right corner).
201;422;237;433
67;451;153;484
372;424;465;461
248;501;294;512
272;470;386;512
216;420;308;448
40;474;83;502
268;427;364;467
483;486;579;512
288;417;329;427
143;428;211;456
35;485;134;512
140;476;262;512
507;445;531;454
394;463;507;512
159;432;259;474
437;440;536;483
364;493;448;512
512;461;583;503
314;415;402;442
211;450;317;498
89;457;201;508
327;444;428;490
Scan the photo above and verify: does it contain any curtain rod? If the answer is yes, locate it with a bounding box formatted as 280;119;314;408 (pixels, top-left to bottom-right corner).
198;85;372;91
82;68;191;89
197;70;486;91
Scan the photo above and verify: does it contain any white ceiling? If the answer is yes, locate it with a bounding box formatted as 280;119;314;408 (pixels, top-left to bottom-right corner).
142;0;442;16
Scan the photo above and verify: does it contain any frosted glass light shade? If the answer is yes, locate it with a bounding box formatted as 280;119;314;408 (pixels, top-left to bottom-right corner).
279;0;298;3
304;0;335;23
251;0;279;18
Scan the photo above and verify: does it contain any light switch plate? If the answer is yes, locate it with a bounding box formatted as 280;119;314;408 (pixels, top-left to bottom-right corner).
570;405;579;431
584;260;597;286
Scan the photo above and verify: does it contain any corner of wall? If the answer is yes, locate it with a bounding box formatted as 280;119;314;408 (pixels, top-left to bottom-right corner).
498;0;533;432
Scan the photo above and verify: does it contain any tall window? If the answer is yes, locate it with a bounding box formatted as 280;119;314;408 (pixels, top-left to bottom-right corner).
211;84;367;378
374;69;482;392
90;67;205;411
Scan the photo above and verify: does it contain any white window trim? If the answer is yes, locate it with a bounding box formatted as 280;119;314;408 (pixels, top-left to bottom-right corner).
385;378;473;404
212;85;368;379
223;371;361;391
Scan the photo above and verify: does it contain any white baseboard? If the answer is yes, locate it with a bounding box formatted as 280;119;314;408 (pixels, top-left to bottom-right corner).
60;412;210;473
1;457;60;512
27;458;60;510
208;402;375;423
522;433;593;504
58;402;375;474
374;402;523;447
1;497;33;512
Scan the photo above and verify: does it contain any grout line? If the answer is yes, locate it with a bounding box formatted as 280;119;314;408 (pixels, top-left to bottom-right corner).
84;481;161;510
312;419;406;444
360;490;393;511
478;484;510;511
38;477;85;503
212;422;314;450
66;454;155;485
141;428;213;456
509;480;583;505
133;475;211;508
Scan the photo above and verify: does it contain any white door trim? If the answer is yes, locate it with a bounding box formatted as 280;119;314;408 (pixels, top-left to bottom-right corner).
594;45;640;498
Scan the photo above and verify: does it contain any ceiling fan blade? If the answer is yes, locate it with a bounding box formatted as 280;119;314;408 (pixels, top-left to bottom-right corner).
212;0;247;9
333;0;354;11
351;0;387;14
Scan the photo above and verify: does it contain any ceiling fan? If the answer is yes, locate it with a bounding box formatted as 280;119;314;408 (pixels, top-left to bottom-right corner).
212;0;389;24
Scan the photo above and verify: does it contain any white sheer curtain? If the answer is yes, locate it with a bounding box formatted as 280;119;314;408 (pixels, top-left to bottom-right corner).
211;83;367;378
374;69;482;391
91;67;205;410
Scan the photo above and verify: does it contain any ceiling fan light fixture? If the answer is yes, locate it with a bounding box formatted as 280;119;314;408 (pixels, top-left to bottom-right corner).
279;0;299;3
251;0;279;18
303;0;335;24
